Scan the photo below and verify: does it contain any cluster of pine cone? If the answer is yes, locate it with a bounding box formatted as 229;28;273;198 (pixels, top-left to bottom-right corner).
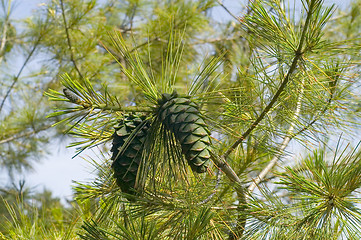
110;91;212;197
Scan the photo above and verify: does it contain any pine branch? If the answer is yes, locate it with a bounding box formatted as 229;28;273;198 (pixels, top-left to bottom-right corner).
192;35;243;45
60;87;152;113
0;124;52;145
211;154;247;239
295;87;336;136
293;62;340;136
0;37;42;114
197;170;221;205
60;0;83;79
0;18;8;64
216;0;238;21
212;154;242;184
248;77;305;192
223;0;317;159
223;55;301;158
0;0;11;65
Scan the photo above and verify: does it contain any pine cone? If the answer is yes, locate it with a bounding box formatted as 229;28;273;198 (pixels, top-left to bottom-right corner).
157;91;211;173
111;114;150;197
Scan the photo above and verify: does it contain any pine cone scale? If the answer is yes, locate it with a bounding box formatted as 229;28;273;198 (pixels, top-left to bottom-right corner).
157;92;211;173
111;114;150;197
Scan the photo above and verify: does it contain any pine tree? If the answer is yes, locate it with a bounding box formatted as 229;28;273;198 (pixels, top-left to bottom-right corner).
2;0;361;239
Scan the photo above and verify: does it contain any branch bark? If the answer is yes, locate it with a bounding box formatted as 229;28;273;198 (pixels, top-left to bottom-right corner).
0;8;9;65
211;154;246;239
0;38;42;114
248;77;305;192
60;0;83;79
216;0;239;21
223;0;317;159
0;0;14;65
0;124;52;145
295;88;335;136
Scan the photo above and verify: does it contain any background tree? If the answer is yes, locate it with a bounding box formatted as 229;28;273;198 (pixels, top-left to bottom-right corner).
1;0;361;239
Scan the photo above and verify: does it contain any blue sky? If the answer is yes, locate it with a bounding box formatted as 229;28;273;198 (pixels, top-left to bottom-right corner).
6;0;353;203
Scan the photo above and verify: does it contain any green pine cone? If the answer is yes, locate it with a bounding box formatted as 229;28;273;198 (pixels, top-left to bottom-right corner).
111;114;150;197
157;91;211;173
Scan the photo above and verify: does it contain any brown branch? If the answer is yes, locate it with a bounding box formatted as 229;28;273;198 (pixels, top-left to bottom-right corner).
197;170;221;205
295;92;335;136
248;77;305;192
0;38;42;114
216;0;239;21
211;154;242;183
60;0;83;79
192;35;244;45
211;154;247;239
223;2;318;237
0;124;52;145
223;53;302;159
223;0;317;159
94;104;152;113
0;12;9;65
247;64;338;193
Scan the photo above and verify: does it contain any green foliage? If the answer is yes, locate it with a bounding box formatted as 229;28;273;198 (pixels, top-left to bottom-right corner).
0;184;80;239
245;144;361;239
1;0;361;239
44;0;361;238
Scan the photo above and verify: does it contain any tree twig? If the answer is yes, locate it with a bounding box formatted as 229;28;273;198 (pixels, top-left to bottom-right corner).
197;170;221;205
0;38;42;114
0;0;11;65
295;91;335;136
211;154;242;183
223;0;316;159
223;53;302;159
60;0;83;79
0;19;8;64
248;77;305;192
0;124;52;145
216;0;239;21
211;154;247;239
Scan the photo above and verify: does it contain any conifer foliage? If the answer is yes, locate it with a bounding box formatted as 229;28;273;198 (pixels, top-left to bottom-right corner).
2;0;361;239
42;0;361;238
